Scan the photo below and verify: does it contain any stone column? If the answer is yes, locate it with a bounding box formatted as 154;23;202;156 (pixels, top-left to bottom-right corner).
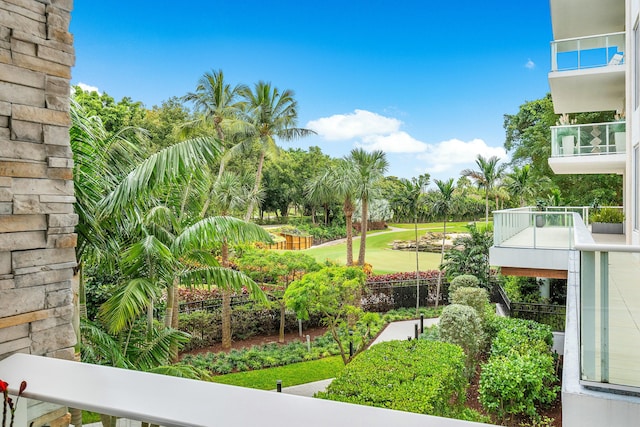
0;0;77;361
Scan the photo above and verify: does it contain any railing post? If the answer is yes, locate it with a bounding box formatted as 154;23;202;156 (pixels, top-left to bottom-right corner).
581;251;596;381
600;251;609;383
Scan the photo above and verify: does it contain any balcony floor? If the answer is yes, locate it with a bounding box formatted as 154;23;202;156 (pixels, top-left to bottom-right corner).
498;225;575;249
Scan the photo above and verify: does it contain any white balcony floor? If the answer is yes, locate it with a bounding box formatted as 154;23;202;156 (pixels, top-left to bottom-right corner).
498;225;575;249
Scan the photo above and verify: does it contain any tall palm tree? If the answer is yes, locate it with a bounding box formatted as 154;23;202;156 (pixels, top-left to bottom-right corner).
308;162;358;265
182;69;246;178
348;148;389;266
400;176;429;313
461;155;506;224
305;167;339;226
433;178;456;308
237;81;315;221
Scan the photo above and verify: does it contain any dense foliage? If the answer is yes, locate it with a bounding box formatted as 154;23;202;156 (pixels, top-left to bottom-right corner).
438;304;483;376
448;274;480;294
317;340;470;418
443;223;493;285
479;317;559;421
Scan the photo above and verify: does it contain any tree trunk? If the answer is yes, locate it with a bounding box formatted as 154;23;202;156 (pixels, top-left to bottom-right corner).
357;196;368;266
245;150;266;222
279;301;286;343
344;199;354;266
221;240;232;350
485;191;489;224
435;218;447;308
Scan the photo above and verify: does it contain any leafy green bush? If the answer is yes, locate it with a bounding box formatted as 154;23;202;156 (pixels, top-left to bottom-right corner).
590;207;624;223
479;317;558;422
381;306;442;323
448;274;480;294
317;340;467;418
439;304;483;376
479;353;558;420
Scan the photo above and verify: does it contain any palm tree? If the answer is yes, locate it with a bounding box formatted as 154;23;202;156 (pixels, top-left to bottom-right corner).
461;155;506;224
433;178;456;308
348;148;389;266
400;175;429;313
237;81;315;221
182;69;246;178
305;167;339;226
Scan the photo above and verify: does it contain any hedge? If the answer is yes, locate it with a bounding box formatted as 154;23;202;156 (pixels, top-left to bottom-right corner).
317;340;467;418
179;305;323;351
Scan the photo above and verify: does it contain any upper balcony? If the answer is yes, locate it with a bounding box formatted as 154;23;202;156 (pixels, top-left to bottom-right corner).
549;121;626;174
549;32;625;114
550;0;624;41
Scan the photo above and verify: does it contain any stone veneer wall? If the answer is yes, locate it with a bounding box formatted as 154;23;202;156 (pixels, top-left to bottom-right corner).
0;0;77;361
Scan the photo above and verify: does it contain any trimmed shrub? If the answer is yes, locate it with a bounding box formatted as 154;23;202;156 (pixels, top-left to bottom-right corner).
448;274;480;295
479;317;559;422
317;340;467;418
439;304;483;376
450;287;489;320
479;353;558;420
178;306;323;351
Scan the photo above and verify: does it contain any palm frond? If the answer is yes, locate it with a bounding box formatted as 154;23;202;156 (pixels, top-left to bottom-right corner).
180;266;267;303
99;278;160;334
173;216;272;254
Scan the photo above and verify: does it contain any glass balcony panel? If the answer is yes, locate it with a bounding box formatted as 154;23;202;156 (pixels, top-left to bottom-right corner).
551;121;625;158
551;32;625;71
581;250;640;390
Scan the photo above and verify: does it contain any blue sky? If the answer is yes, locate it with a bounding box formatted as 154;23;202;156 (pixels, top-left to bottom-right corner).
70;1;552;183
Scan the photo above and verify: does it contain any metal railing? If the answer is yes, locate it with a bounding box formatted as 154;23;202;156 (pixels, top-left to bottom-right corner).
551;122;626;158
551;32;625;71
492;207;576;249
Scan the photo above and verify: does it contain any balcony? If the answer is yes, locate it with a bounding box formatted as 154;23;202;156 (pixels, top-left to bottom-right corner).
549;121;626;174
549;33;625;114
550;0;624;41
490;207;580;278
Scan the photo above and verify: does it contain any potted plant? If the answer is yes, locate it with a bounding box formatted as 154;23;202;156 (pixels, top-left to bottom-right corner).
590;207;624;234
535;199;546;227
556;113;577;155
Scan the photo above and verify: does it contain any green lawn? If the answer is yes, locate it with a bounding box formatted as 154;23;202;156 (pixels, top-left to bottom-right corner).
211;355;344;390
303;221;476;274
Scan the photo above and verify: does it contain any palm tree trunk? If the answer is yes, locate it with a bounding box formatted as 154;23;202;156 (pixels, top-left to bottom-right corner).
435;217;447;308
221;240;232;350
344;200;354;266
164;283;175;328
485;191;489;224
357;196;368;266
414;213;420;314
245;150;266;221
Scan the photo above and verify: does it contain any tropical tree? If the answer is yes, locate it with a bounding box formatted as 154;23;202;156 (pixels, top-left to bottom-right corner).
462;155;506;224
285;266;367;364
348;148;389;266
504;164;536;207
237;81;315;221
397;176;429;312
237;249;321;343
433;178;456;308
443;223;493;286
182;69;246;178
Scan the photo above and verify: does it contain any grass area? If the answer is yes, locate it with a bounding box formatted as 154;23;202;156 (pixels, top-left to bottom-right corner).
211;355;344;390
304;221;477;274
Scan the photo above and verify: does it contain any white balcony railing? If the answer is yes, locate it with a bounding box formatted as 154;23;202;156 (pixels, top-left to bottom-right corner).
493;207;581;249
551;122;626;158
551;32;625;72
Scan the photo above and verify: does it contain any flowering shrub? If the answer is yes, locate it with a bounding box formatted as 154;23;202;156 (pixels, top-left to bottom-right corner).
2;379;27;427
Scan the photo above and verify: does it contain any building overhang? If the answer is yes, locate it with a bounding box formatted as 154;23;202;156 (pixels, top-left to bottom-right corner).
550;0;624;40
549;153;625;174
548;66;625;114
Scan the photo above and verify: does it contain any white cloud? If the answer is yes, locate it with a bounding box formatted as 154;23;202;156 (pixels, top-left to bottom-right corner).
76;82;101;94
525;59;535;69
306;109;401;141
357;131;428;153
419;138;507;173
